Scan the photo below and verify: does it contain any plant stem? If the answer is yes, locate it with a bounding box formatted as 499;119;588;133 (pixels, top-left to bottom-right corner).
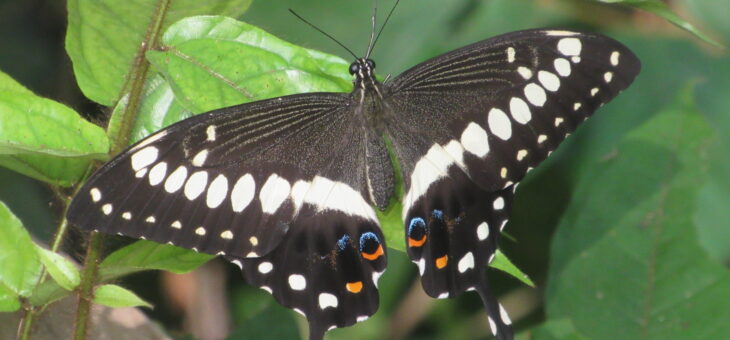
71;0;171;339
73;232;104;340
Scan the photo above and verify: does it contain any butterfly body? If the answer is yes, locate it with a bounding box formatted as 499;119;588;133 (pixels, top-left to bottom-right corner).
68;28;640;340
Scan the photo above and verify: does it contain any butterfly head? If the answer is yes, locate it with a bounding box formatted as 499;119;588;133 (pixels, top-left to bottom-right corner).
349;58;378;88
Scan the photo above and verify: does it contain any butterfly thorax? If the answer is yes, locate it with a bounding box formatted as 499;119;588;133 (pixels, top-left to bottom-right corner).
347;58;395;209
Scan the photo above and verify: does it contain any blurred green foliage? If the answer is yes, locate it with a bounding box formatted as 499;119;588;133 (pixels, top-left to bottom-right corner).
0;0;729;339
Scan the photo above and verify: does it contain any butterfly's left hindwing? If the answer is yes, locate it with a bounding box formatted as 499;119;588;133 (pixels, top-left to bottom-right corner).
232;205;386;340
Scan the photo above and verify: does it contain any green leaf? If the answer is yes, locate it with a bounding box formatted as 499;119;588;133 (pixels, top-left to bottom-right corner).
228;302;300;340
66;0;253;106
35;246;81;291
0;76;109;185
93;284;152;308
99;240;212;282
593;0;723;47
524;318;591;340
147;15;351;113
107;74;192;146
0;201;41;297
546;87;730;339
29;279;70;307
491;250;535;287
0;282;20;312
684;0;730;45
0;70;34;95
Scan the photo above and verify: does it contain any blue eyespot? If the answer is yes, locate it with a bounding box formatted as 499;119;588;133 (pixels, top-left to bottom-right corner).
408;217;427;235
337;234;351;251
359;232;380;252
431;209;444;220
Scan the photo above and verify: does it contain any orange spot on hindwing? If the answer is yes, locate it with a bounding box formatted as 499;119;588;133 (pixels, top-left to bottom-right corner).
362;244;384;261
346;281;363;293
435;255;448;269
408;235;427;247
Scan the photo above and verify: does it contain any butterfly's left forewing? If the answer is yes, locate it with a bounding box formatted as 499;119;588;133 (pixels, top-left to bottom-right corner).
384;29;640;339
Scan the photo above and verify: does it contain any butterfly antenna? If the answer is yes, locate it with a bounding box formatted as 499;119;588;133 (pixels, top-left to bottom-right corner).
364;0;378;58
289;9;358;59
367;0;400;58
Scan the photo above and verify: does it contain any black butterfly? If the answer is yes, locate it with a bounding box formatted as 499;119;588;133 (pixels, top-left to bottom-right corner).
68;26;639;339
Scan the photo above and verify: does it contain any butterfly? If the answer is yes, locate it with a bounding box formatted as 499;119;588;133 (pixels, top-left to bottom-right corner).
67;22;640;340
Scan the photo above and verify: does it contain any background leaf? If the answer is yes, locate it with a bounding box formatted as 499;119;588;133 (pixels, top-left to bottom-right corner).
99;240;213;282
35;246;81;291
93;284;152;308
148;15;351;113
0;201;41;297
0;282;20;312
66;0;253;106
545;87;730;339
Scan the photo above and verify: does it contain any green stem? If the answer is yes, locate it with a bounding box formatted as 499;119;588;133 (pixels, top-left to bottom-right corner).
71;0;171;339
73;232;104;340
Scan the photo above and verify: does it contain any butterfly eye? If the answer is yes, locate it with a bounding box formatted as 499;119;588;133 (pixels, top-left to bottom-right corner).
349;62;359;75
408;217;428;247
365;59;376;69
359;232;384;261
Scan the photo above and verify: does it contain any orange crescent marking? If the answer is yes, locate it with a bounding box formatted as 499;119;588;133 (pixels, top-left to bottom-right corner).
346;281;363;293
362;244;384;261
435;255;448;269
408;235;427;247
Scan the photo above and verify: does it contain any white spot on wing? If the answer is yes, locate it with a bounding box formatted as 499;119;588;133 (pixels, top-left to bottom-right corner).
417;258;426;275
574;102;582;111
499;304;512;325
610;51;620;66
195;227;206;235
258;262;273;274
259;174;291;214
192;150;208;167
517;66;532;79
488;108;512;140
604;71;614;83
524;83;547;107
516;149;528;161
443;140;465;168
90;188;101;202
477;222;489;241
148;162;167;186
164;166;188;193
146;216;156;223
488;317;497;336
554;58;571;77
318;293;339;309
402;144;463;220
372;271;383;288
135;168;147;178
555;117;564;127
558;38;582;56
122;212;131;220
206;174;229;208
493;197;505;210
288;274;306;290
591;87;600;96
460;122;490;157
231;174;255;212
506;47;515;63
206;125;216;141
171;220;182;229
538;134;547;144
509;97;531;124
437;292;449;299
131;146;158;171
220;230;233;239
102;203;112;215
184;171;208;200
538;70;560;91
544;30;578;36
458;252;475;273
